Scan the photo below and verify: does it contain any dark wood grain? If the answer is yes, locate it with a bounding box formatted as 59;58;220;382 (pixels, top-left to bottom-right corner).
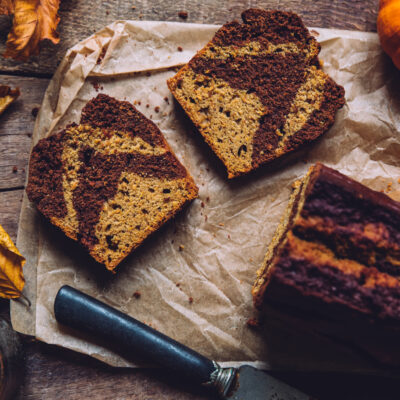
14;341;400;400
0;189;23;242
0;2;396;399
0;0;378;76
0;75;49;189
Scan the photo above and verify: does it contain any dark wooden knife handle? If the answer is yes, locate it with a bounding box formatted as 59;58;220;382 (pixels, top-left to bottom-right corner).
54;285;216;385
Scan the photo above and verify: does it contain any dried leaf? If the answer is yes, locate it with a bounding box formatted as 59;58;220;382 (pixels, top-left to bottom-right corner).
2;0;61;61
0;224;25;299
0;85;20;115
0;0;14;15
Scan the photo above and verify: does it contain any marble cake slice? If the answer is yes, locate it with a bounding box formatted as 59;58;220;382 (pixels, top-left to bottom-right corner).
167;9;345;178
252;163;400;325
26;94;198;271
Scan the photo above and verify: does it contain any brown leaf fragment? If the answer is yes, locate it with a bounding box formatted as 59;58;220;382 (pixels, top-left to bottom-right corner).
0;85;20;115
0;224;25;299
3;0;61;61
0;0;14;15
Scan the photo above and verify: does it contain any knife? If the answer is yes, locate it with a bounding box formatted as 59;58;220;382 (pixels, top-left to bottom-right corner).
54;285;313;400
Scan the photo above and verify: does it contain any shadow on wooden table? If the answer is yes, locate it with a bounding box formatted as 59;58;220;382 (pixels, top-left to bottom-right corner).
14;338;400;400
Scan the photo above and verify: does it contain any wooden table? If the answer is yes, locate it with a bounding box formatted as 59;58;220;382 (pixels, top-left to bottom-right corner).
1;1;400;398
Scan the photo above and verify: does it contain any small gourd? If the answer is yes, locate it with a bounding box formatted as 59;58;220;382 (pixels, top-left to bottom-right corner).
377;0;400;69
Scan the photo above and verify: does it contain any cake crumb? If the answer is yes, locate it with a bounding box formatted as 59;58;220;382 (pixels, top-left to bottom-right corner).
386;182;393;192
227;234;231;239
178;11;188;19
246;318;261;329
31;107;39;117
188;296;193;304
146;104;149;108
131;5;136;10
154;106;160;113
164;96;169;103
219;223;224;227
178;244;185;251
133;291;141;299
177;46;183;52
292;179;302;190
206;196;210;202
398;178;400;184
201;201;205;208
26;133;32;138
176;282;180;287
91;81;102;92
12;166;18;173
96;47;107;65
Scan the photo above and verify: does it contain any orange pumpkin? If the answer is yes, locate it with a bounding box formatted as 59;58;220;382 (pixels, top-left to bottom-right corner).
378;0;400;69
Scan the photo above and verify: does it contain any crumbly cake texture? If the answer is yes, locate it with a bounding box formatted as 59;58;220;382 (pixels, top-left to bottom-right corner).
252;163;400;324
167;9;345;178
26;94;198;271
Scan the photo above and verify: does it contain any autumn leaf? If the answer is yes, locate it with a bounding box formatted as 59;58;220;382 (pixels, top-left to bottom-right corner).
1;0;61;61
0;0;14;15
0;85;20;115
0;224;26;299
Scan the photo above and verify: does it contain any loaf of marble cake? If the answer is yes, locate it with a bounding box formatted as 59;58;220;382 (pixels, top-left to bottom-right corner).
168;9;345;178
252;163;400;326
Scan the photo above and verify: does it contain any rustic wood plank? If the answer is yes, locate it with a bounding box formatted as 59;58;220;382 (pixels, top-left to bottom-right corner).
18;342;215;400
0;188;23;242
0;75;49;189
0;0;378;76
0;76;49;135
14;340;400;400
0;136;30;189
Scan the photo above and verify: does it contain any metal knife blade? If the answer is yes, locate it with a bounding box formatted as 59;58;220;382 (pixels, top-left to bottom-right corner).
225;365;312;400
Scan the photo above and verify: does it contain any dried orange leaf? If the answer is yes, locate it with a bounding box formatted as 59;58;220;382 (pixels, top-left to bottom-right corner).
3;0;61;61
0;0;14;15
0;224;25;299
0;85;20;115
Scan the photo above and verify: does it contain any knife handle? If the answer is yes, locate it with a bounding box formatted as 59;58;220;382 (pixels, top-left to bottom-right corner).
54;285;217;386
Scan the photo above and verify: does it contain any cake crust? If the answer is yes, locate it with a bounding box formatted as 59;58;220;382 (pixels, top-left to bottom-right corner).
27;94;198;270
168;9;345;178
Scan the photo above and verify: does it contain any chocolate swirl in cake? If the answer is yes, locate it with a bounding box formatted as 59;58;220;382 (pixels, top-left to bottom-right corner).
27;95;198;270
253;163;400;324
167;9;345;178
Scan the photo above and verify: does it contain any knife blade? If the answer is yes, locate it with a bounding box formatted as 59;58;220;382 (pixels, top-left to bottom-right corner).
54;285;313;400
227;365;310;400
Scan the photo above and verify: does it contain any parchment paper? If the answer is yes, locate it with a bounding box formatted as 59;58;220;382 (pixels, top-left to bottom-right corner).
11;21;400;371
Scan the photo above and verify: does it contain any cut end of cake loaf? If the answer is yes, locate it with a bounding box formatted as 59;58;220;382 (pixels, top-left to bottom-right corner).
26;94;198;271
252;163;400;324
167;9;345;178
